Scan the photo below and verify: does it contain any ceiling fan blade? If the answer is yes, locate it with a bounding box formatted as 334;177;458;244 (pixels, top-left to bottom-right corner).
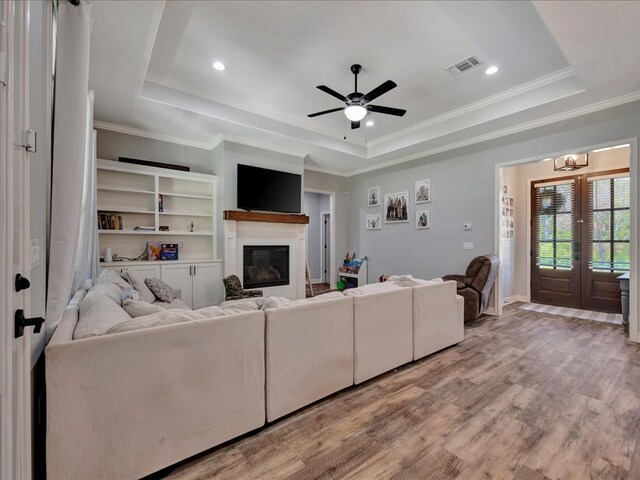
361;80;397;104
351;121;360;130
307;107;344;118
367;105;407;116
316;85;347;102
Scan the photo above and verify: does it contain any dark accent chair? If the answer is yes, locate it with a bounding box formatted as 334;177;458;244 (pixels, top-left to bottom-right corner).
443;254;500;322
223;275;263;301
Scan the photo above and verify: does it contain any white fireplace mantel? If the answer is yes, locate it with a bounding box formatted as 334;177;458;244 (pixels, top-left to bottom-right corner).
224;218;307;299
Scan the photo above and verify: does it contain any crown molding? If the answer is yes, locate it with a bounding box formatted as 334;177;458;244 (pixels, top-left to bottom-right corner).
222;133;307;159
93;121;214;150
302;163;349;177
347;90;640;176
368;67;578;148
144;73;366;147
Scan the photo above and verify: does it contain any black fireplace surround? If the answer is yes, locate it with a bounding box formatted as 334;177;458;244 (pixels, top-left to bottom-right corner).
243;245;290;289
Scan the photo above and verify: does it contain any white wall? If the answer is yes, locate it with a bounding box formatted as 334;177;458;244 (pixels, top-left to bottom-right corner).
346;101;640;288
29;0;50;366
502;146;631;301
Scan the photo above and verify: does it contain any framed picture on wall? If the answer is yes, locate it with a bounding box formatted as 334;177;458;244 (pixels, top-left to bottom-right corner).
367;186;380;207
384;191;409;223
415;179;431;203
366;214;381;230
416;210;430;229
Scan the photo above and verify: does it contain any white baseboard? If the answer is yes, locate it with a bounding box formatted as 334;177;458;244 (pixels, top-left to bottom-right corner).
502;295;529;305
485;307;497;316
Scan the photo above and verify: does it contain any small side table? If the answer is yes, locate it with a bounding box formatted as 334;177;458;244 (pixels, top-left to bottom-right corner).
618;272;630;335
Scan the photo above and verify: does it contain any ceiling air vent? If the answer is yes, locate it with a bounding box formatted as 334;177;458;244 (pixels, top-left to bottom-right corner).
446;56;482;76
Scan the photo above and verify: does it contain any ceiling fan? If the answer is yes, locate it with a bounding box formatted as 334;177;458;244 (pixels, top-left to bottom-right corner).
308;64;407;130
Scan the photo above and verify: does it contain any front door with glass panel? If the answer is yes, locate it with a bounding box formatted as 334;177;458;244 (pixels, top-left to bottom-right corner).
531;169;629;313
531;178;581;308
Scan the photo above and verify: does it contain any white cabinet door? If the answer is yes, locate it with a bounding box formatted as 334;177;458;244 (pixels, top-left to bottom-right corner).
123;265;160;279
161;264;193;308
192;262;222;309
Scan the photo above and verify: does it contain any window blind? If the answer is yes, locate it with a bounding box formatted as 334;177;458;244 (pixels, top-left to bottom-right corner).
588;174;630;272
534;180;575;269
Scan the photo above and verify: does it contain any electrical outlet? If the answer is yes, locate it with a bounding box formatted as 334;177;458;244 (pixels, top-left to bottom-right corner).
463;242;474;250
463;223;472;230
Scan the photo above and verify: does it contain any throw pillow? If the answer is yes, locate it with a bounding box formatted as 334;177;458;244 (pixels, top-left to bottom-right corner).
96;269;132;292
121;270;157;304
144;277;178;303
121;287;141;303
122;299;162;318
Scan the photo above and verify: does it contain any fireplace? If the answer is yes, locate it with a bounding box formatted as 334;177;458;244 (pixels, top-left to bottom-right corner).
243;245;290;289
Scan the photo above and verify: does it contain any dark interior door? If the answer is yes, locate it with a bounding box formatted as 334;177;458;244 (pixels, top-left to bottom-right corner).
531;177;581;308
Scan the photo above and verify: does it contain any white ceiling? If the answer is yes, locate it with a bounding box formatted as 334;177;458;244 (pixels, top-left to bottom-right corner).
89;1;640;176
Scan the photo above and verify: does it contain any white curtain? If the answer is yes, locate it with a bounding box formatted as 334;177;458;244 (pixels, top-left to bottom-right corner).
45;1;92;340
71;91;99;293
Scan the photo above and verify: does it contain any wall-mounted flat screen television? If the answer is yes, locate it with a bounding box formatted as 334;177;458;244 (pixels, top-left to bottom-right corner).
237;164;302;213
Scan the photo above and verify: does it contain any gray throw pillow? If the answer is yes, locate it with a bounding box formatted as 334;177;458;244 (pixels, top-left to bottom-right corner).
144;277;178;303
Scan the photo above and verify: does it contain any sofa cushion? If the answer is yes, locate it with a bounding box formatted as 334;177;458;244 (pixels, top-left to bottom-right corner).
121;270;157;304
89;282;124;304
145;277;178;302
153;298;191;310
221;297;266;309
386;275;435;287
344;282;404;296
122;299;162;318
305;292;345;302
74;290;131;339
106;303;259;334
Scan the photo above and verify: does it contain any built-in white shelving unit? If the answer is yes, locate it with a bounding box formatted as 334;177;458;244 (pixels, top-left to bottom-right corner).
97;159;217;262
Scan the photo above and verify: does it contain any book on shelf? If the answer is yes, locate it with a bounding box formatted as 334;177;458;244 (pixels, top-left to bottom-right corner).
97;211;123;230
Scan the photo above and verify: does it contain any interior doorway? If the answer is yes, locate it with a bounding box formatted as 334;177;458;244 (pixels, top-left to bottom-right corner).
303;190;335;295
531;167;630;312
496;143;633;318
321;212;331;284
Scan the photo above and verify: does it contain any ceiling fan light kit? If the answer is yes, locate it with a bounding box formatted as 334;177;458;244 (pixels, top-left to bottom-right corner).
345;105;367;121
308;64;407;130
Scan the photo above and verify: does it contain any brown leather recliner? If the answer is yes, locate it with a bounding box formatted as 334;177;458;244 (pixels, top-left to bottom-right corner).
443;254;500;322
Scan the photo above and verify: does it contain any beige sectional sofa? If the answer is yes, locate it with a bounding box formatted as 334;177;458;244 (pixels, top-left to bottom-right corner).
46;274;463;479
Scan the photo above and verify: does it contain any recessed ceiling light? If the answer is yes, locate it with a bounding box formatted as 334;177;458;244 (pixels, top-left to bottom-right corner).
485;65;499;75
212;61;226;71
366;120;375;127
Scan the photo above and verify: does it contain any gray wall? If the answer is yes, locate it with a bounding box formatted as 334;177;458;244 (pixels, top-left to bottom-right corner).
96;128;217;175
346;101;640;285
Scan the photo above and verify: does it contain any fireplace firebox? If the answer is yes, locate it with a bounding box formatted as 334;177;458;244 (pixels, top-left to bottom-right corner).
243;245;290;289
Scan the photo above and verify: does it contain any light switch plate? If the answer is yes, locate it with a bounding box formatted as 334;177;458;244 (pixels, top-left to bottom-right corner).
463;242;474;250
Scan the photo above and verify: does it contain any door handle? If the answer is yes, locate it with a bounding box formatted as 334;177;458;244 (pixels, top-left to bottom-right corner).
193;265;196;276
15;273;31;292
15;309;45;338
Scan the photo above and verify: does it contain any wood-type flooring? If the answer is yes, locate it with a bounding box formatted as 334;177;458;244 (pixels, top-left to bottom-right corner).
162;304;640;480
